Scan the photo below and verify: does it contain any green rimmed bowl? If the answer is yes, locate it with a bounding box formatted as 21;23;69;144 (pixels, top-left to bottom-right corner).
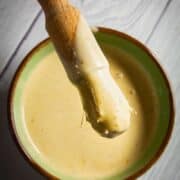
9;27;174;179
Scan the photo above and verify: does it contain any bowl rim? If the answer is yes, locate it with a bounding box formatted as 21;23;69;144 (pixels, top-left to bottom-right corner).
8;27;175;180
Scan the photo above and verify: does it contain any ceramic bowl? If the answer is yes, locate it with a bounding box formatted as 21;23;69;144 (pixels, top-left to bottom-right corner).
9;27;174;179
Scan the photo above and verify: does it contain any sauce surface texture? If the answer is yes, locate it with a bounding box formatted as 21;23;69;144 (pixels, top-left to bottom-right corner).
23;44;157;179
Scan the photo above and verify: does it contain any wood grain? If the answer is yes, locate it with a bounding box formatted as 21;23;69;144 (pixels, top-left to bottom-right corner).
38;0;80;64
0;2;45;179
0;0;169;76
141;0;180;179
0;0;178;179
0;0;41;76
72;0;170;43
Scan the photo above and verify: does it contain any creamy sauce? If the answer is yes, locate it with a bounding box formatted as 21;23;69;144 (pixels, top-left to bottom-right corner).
74;15;131;135
23;44;157;179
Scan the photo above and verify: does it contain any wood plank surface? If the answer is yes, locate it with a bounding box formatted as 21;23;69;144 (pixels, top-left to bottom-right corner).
0;0;178;179
0;0;40;76
0;0;170;77
141;0;180;179
73;0;170;43
0;0;170;79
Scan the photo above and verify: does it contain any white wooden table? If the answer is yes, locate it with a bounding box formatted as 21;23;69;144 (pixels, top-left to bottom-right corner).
0;0;179;179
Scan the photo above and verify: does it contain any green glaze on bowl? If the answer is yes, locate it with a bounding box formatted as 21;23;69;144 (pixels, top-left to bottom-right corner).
9;27;174;180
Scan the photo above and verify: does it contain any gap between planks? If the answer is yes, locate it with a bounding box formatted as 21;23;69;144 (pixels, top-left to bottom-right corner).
145;0;173;44
0;10;43;80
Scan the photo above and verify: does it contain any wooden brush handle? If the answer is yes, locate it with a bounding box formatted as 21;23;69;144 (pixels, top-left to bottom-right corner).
38;0;80;62
38;0;131;137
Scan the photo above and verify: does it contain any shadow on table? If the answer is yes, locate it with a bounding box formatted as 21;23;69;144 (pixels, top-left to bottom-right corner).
0;69;45;179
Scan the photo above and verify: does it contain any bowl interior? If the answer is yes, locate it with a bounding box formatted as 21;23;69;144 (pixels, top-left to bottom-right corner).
10;29;174;179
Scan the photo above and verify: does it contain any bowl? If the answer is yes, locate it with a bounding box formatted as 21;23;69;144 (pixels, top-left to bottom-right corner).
9;27;174;179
